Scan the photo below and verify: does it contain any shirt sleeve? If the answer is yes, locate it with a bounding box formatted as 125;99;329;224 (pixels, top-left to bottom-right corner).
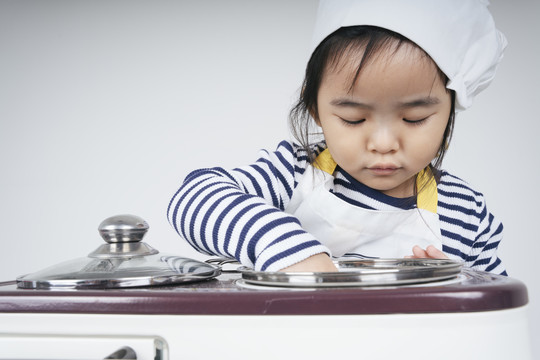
167;140;330;271
437;173;507;275
463;200;506;275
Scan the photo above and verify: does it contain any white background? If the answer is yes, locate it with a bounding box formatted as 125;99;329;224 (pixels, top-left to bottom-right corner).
1;0;538;357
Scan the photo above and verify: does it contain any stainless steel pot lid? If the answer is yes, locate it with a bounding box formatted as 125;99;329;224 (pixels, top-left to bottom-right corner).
239;258;463;288
16;215;221;290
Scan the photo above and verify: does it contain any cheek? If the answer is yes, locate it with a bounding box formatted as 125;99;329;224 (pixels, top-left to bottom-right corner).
412;121;448;158
320;123;358;160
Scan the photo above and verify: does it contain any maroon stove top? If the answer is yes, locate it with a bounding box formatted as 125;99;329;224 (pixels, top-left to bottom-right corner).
0;269;528;315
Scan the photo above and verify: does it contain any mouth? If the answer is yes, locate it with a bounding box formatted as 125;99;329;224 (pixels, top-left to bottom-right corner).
367;165;400;176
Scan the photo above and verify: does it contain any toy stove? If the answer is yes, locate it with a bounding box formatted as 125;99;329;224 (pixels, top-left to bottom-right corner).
0;215;532;360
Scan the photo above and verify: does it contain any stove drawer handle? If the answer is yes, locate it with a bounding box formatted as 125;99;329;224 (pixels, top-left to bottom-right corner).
104;346;137;359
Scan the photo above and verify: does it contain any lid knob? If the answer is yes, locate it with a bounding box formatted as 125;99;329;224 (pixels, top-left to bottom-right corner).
98;214;149;244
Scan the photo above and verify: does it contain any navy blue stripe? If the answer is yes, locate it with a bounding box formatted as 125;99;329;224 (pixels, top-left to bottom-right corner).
472;229;502;252
275;147;295;175
439;214;479;233
257;157;293;201
210;167;238;183
235;208;279;262
278;139;294;154
331;191;375;210
441;244;467;260
171;177;210;234
315;142;326;153
472;257;490;267
485;258;502;272
465;253;480;263
472;238;488;249
251;163;279;207
185;168;232;184
212;193;255;258
256;149;271;163
438;188;482;207
169;169;219;222
440;229;474;247
167;186;183;222
274;153;295;196
483;238;501;251
183;169;209;183
473;217;502;248
441;175;484;197
294;165;305;174
296;154;310;164
265;229;307;248
438;201;482;219
179;181;222;253
195;185;239;254
235;168;264;198
224;202;261;257
474;207;490;241
261;240;323;271
487;215;503;237
247;215;302;264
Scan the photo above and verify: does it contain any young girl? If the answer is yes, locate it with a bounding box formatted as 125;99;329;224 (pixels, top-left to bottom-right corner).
167;0;507;275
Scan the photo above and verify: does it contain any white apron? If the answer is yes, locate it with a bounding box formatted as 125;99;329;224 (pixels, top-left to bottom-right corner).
284;150;443;259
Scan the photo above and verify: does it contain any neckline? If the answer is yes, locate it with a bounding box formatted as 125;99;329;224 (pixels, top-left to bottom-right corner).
336;167;417;210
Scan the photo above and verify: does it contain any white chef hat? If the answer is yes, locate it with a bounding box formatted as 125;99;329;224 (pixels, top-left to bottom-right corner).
311;0;507;111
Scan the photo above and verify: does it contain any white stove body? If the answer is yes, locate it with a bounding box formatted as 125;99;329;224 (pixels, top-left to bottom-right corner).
0;308;532;360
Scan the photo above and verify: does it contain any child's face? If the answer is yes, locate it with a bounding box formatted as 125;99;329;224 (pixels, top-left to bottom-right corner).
316;43;452;198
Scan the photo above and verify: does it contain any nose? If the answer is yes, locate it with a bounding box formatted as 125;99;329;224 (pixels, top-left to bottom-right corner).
366;124;399;154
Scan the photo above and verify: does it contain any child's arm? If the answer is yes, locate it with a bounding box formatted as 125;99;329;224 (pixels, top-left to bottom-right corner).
167;141;332;272
435;172;507;275
465;207;506;275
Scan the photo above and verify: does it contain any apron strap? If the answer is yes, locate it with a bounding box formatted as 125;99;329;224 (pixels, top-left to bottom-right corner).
416;168;438;213
313;149;438;213
313;148;338;174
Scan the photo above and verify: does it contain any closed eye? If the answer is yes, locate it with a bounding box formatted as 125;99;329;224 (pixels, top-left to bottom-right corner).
403;117;428;125
340;118;366;126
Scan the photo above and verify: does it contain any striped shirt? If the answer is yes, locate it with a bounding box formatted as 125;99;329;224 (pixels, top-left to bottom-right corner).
167;140;506;275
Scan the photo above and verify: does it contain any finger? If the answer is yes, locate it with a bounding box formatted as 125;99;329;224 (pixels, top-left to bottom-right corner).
425;245;448;259
412;245;428;258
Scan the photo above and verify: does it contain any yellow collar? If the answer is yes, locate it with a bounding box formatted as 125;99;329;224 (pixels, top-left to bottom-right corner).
313;149;437;213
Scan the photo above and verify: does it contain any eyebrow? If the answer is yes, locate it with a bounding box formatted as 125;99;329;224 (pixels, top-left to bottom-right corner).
330;96;441;109
397;97;441;108
330;98;372;109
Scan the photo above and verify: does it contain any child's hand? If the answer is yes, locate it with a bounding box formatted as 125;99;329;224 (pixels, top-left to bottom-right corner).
279;253;338;273
409;245;448;259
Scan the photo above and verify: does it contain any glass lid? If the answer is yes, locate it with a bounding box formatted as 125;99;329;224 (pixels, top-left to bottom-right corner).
16;215;221;289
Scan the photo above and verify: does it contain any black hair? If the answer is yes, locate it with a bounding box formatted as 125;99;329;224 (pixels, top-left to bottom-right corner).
289;25;455;175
